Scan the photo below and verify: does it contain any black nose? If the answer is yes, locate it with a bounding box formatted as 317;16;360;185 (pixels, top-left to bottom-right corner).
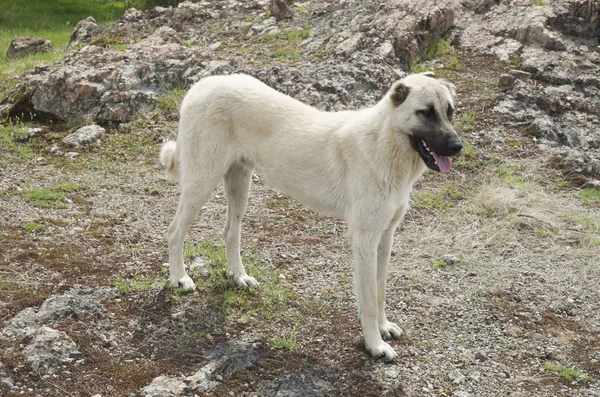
448;140;463;156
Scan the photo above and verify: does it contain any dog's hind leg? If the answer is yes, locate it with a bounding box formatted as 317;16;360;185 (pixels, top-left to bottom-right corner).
167;177;220;291
223;162;258;288
376;207;407;340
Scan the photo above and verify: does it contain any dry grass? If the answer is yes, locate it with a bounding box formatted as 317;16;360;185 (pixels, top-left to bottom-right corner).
394;160;600;294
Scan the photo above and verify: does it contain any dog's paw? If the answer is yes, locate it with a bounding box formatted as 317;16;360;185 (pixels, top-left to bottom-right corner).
232;274;259;288
379;321;403;340
368;341;397;363
170;275;196;291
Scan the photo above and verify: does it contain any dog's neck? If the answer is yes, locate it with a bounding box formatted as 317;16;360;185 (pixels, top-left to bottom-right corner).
349;103;427;189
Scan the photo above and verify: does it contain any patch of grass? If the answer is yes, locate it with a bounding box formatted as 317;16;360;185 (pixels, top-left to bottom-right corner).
110;278;156;294
269;328;299;351
454;139;479;169
580;188;600;204
409;37;454;73
455;109;478;132
568;214;600;232
433;260;447;270
535;227;557;238
24;222;46;233
0;122;35;160
22;183;86;209
534;0;544;5
495;164;526;189
542;363;593;382
185;242;296;323
25;188;67;209
270;46;301;60
412;184;465;212
263;24;311;61
156;88;187;114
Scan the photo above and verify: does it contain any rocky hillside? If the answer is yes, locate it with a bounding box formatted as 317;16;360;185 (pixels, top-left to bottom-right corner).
1;1;599;396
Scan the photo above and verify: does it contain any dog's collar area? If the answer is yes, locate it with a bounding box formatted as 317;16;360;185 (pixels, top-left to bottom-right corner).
417;139;452;173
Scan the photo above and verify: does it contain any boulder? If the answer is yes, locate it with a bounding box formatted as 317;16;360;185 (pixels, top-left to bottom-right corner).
2;286;118;339
23;326;83;375
69;16;103;48
62;124;106;148
6;37;53;59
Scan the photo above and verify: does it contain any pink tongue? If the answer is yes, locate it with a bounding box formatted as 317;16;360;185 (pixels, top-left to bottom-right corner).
432;153;452;173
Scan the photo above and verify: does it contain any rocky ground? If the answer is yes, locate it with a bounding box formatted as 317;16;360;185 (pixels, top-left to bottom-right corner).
1;0;599;396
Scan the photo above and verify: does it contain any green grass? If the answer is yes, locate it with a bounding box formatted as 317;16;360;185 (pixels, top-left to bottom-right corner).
409;37;458;73
495;164;526;189
269;327;299;351
110;278;157;294
580;188;600;205
569;214;600;232
0;120;36;160
264;24;311;61
0;0;130;80
24;222;46;233
184;242;296;323
454;139;479;169
542;363;593;382
412;184;465;212
156;87;187;114
22;183;85;209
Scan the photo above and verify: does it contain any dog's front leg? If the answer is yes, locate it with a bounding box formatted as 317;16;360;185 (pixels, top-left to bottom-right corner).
351;229;397;362
376;207;407;340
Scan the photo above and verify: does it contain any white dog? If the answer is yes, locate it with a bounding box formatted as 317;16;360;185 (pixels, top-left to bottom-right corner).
160;73;461;361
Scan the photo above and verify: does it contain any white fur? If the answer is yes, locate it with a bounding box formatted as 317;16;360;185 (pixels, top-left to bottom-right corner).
161;73;455;362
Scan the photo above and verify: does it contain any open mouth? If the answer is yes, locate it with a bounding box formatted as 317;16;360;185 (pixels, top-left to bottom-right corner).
416;139;452;173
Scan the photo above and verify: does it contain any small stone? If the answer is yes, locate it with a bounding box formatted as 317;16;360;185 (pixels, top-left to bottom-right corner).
507;69;531;81
475;351;487;362
209;41;224;51
454;392;472;397
448;370;466;384
499;74;516;90
442;254;459;266
62;125;106;148
469;371;481;382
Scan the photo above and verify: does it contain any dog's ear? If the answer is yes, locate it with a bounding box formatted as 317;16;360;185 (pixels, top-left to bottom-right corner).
441;79;456;97
390;82;410;107
421;71;435;78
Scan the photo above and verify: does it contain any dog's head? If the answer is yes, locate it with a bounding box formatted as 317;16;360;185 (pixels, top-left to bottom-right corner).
388;72;462;173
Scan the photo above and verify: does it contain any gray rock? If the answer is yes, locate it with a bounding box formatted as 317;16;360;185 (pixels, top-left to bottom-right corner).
453;392;472;397
475;351;487;362
69;17;103;48
62;125;106;148
23;326;82;375
139;375;188;397
459;1;600;179
442;254;459;266
448;369;466;384
140;333;261;396
276;371;333;396
0;362;13;388
6;37;53;59
2;286;118;339
336;33;364;58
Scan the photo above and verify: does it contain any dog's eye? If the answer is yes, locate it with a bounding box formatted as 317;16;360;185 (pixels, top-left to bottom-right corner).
417;107;435;119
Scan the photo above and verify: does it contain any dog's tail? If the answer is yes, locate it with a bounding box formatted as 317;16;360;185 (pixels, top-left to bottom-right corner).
159;141;180;180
